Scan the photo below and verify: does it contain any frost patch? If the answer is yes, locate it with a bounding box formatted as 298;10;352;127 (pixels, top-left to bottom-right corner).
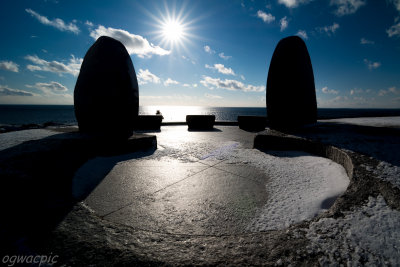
306;195;400;265
374;161;400;189
225;149;350;231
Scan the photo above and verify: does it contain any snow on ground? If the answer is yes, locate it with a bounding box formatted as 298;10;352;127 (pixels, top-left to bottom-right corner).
373;161;400;189
322;116;400;128
301;116;400;189
305;195;400;265
0;129;58;151
223;149;349;231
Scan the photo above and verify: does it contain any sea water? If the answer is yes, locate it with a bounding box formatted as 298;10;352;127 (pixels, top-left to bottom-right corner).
1;104;400;126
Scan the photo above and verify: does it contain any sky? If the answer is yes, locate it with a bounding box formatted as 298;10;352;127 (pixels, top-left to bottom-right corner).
0;0;399;108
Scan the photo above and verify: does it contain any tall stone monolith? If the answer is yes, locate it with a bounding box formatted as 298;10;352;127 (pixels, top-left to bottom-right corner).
74;36;139;138
266;36;317;129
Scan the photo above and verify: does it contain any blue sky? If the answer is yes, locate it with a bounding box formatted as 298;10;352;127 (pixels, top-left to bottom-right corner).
0;0;399;108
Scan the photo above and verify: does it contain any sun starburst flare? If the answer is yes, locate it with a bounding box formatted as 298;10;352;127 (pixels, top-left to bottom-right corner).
162;19;184;42
146;2;199;53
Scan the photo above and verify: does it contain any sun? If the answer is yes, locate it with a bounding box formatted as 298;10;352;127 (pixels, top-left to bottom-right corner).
147;3;198;52
162;19;184;42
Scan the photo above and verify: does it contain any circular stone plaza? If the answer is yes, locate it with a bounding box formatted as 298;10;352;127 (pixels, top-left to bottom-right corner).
1;117;400;265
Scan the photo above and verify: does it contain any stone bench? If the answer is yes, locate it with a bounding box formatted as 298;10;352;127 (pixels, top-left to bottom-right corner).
237;116;267;132
134;115;163;131
186;115;215;130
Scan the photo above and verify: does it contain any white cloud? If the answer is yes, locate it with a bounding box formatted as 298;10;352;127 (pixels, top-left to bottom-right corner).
0;61;19;72
278;0;312;8
321;86;339;94
257;10;275;23
352;96;367;102
330;0;366;16
182;83;198;88
280;16;289;31
379;87;399;96
278;0;297;8
204;45;215;54
164;78;179;86
85;20;94;27
335;96;348;101
25;8;79;34
296;30;308;39
205;93;222;99
360;38;374;45
240;75;246;80
350;88;366;95
25;54;82;76
200;76;264;92
205;64;236;76
317;94;394;108
26;65;43;72
378;90;387;96
364;59;381;70
137;69;160;85
90;25;170;58
316;23;340;35
391;0;400;12
390;87;399;93
219;52;232;60
0;85;36;96
387;21;400;38
182;55;196;64
30;81;68;95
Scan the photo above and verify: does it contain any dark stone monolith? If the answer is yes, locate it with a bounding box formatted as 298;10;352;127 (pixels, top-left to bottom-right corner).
74;36;139;138
266;36;317;130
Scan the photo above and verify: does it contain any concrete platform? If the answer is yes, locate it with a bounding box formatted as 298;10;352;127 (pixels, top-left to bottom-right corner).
1;122;400;265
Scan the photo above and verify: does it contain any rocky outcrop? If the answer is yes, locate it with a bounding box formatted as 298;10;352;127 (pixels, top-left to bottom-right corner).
266;36;317;130
74;36;139;138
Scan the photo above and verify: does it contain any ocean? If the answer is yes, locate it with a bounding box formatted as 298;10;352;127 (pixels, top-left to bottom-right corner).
1;104;400;126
